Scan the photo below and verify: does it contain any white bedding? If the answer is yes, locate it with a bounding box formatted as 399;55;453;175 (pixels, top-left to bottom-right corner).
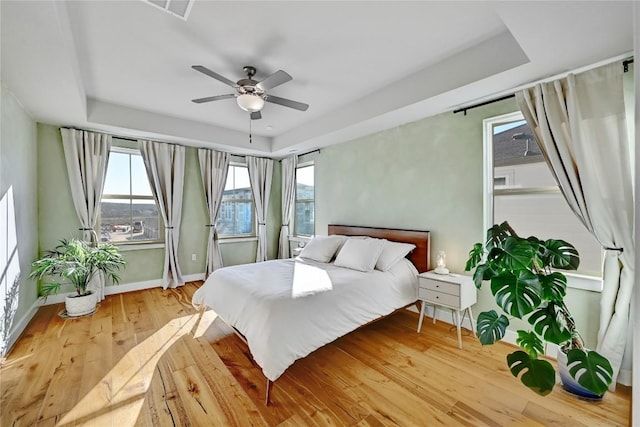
192;257;418;381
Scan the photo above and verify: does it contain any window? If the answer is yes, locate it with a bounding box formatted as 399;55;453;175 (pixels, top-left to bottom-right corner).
484;112;602;280
100;147;163;244
294;163;315;236
218;164;255;237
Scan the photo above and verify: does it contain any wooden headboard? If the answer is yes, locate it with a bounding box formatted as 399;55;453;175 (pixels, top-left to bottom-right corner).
328;225;431;273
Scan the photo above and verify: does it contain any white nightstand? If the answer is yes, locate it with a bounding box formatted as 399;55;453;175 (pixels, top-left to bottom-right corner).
417;271;477;349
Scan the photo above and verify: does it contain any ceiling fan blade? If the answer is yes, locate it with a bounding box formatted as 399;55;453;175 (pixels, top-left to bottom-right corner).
191;94;236;104
251;111;262;120
256;70;292;91
266;95;309;111
192;65;237;88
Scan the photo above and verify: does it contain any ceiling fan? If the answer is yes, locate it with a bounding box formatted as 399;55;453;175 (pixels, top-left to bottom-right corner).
191;65;309;120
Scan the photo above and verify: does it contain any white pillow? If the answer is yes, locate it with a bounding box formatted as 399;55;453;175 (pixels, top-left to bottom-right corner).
334;238;385;272
375;240;416;271
298;235;346;263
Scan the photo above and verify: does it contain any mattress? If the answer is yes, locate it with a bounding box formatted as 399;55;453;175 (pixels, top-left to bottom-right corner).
192;257;418;381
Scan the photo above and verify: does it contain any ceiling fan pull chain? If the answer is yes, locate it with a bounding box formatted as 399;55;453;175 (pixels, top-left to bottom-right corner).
249;114;252;144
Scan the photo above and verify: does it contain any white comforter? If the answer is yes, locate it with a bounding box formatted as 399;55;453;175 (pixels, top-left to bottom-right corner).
192;257;418;381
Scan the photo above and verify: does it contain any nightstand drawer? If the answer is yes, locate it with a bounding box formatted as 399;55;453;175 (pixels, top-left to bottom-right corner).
419;278;460;296
418;288;460;308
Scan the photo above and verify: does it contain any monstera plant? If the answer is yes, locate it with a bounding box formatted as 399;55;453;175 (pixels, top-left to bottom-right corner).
465;222;613;397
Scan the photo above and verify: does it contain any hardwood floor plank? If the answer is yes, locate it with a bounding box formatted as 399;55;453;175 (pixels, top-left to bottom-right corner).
0;283;631;426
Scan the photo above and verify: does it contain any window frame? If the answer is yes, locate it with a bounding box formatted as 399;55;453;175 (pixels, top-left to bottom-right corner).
483;111;603;292
293;161;315;237
99;146;164;247
218;162;256;239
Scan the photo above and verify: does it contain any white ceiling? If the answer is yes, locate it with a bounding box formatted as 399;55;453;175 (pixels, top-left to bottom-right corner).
1;1;634;157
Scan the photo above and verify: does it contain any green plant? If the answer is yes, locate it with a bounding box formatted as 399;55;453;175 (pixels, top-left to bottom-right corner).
30;239;126;297
465;222;612;396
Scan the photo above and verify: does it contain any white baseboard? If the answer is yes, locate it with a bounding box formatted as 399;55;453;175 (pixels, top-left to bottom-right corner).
41;272;206;305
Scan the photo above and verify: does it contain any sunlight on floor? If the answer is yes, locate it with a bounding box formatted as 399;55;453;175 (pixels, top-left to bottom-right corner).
57;310;218;426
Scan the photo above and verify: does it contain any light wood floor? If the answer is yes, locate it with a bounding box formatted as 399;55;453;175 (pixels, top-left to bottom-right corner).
0;282;631;426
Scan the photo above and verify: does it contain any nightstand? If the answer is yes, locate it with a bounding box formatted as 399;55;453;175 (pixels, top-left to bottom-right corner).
417;271;477;349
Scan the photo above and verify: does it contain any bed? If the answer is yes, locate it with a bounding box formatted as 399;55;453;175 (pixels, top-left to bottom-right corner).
191;224;430;403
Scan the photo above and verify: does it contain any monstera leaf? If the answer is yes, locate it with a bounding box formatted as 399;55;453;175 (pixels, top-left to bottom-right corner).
471;262;498;288
486;222;512;250
541;239;579;270
566;349;614;396
476;310;509;345
507;351;556;396
491;270;542;317
528;302;572;344
516;330;544;358
538;272;567;302
465;243;484;271
498;236;537;270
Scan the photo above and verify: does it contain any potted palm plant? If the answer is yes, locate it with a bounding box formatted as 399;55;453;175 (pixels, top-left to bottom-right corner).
465;222;613;398
30;238;126;316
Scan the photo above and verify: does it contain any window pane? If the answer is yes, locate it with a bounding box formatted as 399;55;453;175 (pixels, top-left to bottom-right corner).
490;116;601;277
219;165;254;236
100;149;163;244
295;165;314;236
103;152;130;195
131;154;153;196
494;193;602;276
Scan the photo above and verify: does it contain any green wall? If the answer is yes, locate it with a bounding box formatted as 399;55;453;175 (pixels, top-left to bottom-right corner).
37;124;282;287
314;98;602;348
1;83;39;353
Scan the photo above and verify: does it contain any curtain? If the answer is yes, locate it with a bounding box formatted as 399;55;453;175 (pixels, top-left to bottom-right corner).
516;62;634;387
139;140;186;289
278;156;298;259
247;156;274;262
198;148;230;277
60;128;111;301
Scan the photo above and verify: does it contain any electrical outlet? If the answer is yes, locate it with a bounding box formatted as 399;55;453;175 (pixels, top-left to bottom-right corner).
191;253;197;261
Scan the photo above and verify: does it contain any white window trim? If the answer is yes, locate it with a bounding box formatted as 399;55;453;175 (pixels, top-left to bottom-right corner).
100;146;164;246
294;161;315;237
483;112;603;292
219;162;257;239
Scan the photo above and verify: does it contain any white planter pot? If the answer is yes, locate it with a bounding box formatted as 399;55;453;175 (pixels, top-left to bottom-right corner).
64;291;97;317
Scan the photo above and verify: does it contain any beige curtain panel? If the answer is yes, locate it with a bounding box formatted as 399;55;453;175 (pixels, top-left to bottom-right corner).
60;128;111;301
139;140;186;289
247;156;274;263
278;155;298;259
198;148;230;277
516;61;634;387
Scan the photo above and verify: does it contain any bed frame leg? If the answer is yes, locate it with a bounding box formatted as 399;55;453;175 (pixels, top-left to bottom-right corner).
191;304;206;337
265;379;273;406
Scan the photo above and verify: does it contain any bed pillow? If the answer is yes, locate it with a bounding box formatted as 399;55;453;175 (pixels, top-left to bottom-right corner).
298;235;346;263
375;240;416;271
334;237;385;272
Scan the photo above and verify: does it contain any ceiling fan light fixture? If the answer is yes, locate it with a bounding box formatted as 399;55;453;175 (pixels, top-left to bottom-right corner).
236;94;265;112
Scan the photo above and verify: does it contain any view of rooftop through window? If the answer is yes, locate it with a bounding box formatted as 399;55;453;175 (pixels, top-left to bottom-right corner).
490;117;602;276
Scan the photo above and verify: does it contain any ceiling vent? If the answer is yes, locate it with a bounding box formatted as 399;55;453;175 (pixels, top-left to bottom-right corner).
144;0;193;20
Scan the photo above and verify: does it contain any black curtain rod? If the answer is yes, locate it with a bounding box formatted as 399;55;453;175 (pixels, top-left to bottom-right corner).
453;94;515;116
454;58;633;116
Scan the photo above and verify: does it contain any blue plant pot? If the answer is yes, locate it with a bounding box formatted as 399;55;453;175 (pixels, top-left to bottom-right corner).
557;350;604;400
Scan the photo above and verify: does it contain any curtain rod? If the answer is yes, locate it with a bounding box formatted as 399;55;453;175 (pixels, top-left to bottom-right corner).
453;57;633;116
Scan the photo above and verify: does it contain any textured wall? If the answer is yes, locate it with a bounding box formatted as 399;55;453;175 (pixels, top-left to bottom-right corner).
1;83;39;353
314;98;602;348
